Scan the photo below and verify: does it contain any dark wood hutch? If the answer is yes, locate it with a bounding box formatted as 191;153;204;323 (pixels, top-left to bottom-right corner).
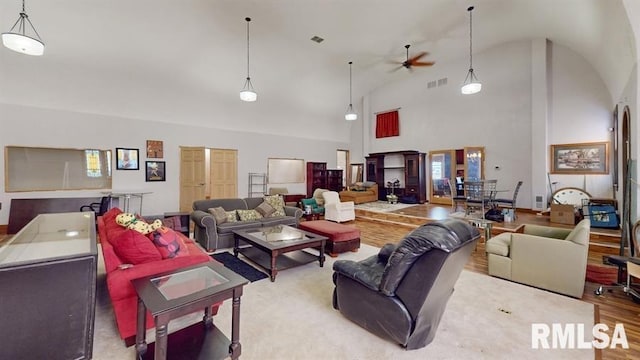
306;161;343;197
365;150;427;203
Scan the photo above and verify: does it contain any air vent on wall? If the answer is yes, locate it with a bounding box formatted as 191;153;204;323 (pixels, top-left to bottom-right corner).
427;77;448;89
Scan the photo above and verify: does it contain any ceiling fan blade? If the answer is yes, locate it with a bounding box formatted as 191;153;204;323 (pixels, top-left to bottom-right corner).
389;65;404;73
413;61;435;67
408;52;428;62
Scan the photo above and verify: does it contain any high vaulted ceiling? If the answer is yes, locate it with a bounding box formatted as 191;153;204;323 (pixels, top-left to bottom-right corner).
0;0;636;139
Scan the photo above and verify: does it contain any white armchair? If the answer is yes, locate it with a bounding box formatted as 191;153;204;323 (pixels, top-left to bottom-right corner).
322;191;355;223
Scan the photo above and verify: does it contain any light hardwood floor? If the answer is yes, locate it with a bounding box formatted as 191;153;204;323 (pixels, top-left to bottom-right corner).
348;203;639;360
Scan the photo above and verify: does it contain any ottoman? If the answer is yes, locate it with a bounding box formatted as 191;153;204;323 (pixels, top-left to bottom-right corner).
298;220;360;257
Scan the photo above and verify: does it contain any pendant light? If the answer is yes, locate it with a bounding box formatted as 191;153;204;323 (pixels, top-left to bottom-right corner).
345;61;357;121
239;17;257;102
2;0;45;56
461;6;481;95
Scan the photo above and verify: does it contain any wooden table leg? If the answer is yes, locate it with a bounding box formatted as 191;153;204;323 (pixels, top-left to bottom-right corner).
270;251;278;282
154;321;168;360
203;305;213;327
135;296;147;357
229;289;242;359
319;240;325;267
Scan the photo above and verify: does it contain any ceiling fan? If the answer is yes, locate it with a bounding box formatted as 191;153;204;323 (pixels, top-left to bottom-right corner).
391;44;435;72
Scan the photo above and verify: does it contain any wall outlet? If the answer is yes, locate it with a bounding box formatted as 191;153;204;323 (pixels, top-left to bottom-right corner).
535;195;544;208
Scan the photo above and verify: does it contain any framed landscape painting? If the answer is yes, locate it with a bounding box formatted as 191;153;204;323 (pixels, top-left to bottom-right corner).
550;142;609;174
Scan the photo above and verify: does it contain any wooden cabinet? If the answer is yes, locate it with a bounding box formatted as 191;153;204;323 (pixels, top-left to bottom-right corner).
365;156;382;183
306;162;327;197
404;152;427;203
326;169;344;192
366;151;427;203
306;162;343;196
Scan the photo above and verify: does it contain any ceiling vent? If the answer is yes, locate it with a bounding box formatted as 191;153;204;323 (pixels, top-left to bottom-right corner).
427;80;437;89
310;36;324;43
438;77;448;86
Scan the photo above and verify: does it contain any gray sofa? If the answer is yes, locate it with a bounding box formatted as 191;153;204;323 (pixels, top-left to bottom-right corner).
191;197;303;252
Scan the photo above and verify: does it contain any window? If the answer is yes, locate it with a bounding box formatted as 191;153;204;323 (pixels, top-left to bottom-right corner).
85;150;102;177
375;110;400;138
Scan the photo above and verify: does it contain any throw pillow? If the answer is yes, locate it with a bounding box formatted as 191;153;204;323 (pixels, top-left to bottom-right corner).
150;227;188;259
208;207;228;224
237;209;263;221
263;194;286;217
255;201;276;217
226;210;239;222
111;229;162;265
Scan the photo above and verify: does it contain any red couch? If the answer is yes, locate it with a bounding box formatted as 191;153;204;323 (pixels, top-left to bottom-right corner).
98;208;218;346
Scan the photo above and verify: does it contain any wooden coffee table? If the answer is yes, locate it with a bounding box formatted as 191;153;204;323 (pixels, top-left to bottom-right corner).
132;262;248;360
233;225;327;282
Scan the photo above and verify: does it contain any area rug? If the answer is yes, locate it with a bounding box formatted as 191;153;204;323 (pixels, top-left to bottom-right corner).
92;244;594;359
212;251;268;282
354;201;417;213
586;264;621;285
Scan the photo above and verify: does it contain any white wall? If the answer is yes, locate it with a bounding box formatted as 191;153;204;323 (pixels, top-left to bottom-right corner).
0;103;347;225
547;43;614;198
357;39;615;209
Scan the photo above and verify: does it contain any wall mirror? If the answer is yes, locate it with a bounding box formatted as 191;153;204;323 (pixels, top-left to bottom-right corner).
350;163;363;184
429;150;455;205
464;147;485;181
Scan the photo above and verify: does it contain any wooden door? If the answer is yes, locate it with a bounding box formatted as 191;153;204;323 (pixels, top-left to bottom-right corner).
179;147;207;212
210;148;238;199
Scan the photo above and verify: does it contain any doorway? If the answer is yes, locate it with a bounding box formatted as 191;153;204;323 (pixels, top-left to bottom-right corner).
337;149;349;188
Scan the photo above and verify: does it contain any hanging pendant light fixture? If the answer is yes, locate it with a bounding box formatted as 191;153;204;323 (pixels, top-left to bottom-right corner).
239;17;257;102
461;6;481;95
2;0;44;56
345;61;357;121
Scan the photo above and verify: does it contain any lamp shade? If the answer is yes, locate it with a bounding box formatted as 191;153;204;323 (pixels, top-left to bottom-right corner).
345;104;357;120
240;89;257;102
461;81;482;95
2;32;43;56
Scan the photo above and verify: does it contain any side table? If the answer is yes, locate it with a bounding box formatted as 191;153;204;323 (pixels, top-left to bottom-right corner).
466;218;494;243
302;213;321;221
132;262;248;360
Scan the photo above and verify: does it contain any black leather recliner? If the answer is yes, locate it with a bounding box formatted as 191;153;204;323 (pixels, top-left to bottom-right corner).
332;219;480;350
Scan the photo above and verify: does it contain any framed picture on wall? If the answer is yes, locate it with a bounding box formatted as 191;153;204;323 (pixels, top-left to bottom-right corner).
146;140;163;158
145;161;166;181
116;148;139;170
550;142;609;174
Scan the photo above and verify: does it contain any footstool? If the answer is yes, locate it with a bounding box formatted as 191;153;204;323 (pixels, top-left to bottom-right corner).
298;220;360;257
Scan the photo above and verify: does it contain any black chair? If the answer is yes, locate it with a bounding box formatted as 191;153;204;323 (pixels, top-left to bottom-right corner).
79;196;112;217
494;181;523;218
595;220;640;302
332;219;480;350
